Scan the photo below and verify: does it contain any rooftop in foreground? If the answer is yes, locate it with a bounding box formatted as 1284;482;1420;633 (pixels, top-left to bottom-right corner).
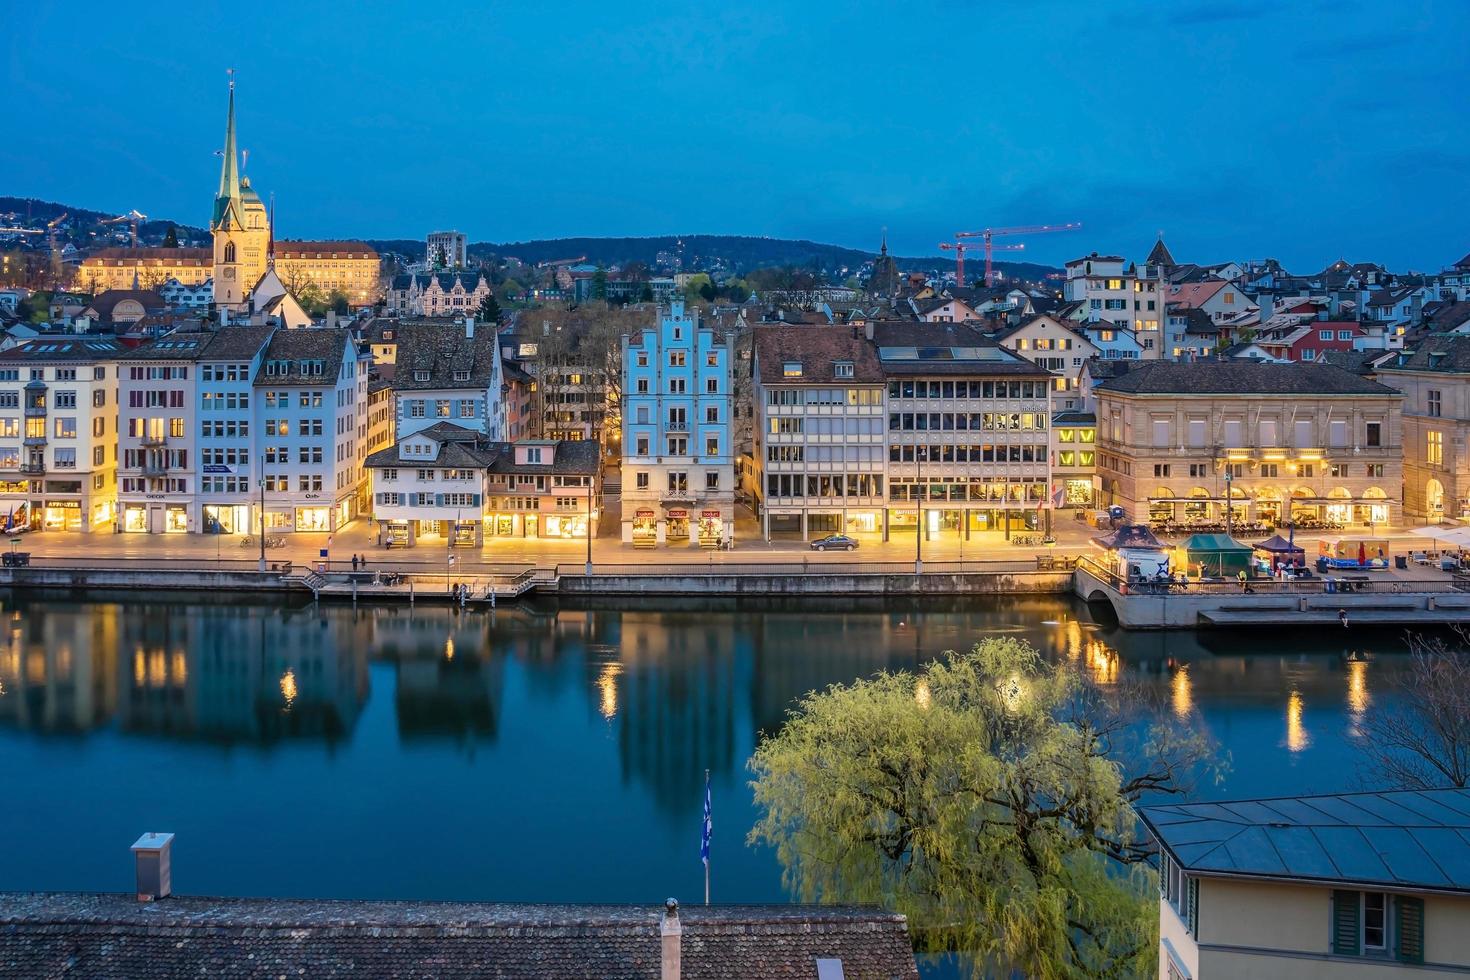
0;892;920;979
1139;788;1470;894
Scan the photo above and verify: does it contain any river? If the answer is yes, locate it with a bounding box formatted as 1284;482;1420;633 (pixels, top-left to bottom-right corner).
0;591;1416;942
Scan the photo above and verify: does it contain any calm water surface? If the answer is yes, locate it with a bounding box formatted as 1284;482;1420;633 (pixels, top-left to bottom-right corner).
0;592;1415;909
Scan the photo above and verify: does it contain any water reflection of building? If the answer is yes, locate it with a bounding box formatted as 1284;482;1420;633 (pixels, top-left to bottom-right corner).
359;606;506;745
117;605;368;743
616;612;744;811
0;603;119;732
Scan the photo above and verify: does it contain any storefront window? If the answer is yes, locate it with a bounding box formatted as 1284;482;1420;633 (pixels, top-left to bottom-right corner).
632;509;657;541
295;507;330;532
123;505;147;533
165;506;189;533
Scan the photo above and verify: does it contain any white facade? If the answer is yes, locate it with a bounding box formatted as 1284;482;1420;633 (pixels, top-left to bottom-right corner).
621;301;734;547
427;231;469;269
0;339;121;533
1065;254;1135;333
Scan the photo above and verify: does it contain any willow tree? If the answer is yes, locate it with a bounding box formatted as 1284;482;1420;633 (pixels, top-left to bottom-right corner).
749;637;1215;979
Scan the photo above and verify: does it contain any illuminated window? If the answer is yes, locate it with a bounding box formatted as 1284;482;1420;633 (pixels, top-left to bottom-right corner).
1428;431;1444;466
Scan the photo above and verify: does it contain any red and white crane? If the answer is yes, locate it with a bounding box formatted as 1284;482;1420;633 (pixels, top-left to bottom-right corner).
102;209;149;247
954;222;1082;288
938;240;1023;289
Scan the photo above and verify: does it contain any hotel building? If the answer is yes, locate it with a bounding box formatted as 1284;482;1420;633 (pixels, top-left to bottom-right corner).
1379;339;1470;522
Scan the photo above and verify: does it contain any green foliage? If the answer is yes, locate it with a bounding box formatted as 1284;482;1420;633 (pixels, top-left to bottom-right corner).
681;273;712;303
592;266;608;301
328;289;350;315
162;226;179;248
477;292;503;324
749;637;1216;980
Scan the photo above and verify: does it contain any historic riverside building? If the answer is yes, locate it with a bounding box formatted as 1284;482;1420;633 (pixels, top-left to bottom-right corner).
875;321;1055;539
620;301;734;547
390;319;506;444
1380;337;1470;522
196;325;277;534
0;338;123;533
752;326;887;539
365;425;599;547
79;83;380;307
1093;360;1404;527
254;329;371;533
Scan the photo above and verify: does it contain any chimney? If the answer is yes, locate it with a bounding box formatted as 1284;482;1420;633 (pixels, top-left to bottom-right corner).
864;320;874;341
326;310;338;330
465;315;475;339
131;832;174;902
661;898;682;980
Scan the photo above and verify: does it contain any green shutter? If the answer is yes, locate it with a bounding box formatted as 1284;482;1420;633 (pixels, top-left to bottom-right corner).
1396;896;1424;964
435;493;444;507
472;494;481;508
1188;876;1200;937
1332;890;1361;956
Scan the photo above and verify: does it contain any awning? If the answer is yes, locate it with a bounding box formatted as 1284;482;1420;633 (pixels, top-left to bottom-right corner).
1409;525;1470;548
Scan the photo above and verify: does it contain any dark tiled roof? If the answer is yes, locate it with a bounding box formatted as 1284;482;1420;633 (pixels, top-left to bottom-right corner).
85;289;165;319
0;893;919;980
0;338;124;362
252;329;355;386
81;247;211;266
1052;410;1096;425
752;326;885;384
393;323;502;392
1140;788;1470;894
197;325;276;362
1145;238;1176;267
871;321;1049;377
1094;359;1399;396
270;240;378;259
365;422;499;469
1385;336;1470;374
486;438;601;476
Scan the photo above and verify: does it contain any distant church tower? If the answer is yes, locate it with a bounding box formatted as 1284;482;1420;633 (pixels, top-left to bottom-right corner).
211;77;270;311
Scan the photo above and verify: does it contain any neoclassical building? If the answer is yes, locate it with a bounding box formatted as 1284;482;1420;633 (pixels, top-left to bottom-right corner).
1093;360;1404;528
1380;338;1470;522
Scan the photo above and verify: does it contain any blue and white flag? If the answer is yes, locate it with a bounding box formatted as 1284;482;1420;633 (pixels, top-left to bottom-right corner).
701;771;712;867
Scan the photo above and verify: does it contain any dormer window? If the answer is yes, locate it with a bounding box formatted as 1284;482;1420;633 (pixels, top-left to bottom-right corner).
527;447;543;464
453;370;470;382
783;361;803;377
834;361;854;378
414;370;430;382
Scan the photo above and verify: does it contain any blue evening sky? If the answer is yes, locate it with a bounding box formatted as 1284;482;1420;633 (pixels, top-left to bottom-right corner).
3;0;1465;270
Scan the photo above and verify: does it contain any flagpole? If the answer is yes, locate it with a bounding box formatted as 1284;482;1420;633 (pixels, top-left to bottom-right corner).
703;768;711;906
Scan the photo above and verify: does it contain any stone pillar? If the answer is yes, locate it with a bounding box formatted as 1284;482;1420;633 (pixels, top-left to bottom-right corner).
656;519;667;546
800;510;807;541
661;899;682;980
621;519;633;544
882;507;889;542
762;507;769;542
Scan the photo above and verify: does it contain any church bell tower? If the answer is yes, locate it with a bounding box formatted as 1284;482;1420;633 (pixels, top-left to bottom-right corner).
211;74;270;312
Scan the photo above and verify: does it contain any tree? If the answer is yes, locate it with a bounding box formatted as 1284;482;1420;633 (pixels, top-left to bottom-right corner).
433;244;448;270
162;226;179;249
749;637;1216;980
476;292;503;324
640;283;654;303
328;289;350;315
1359;629;1470;789
592;265;608;301
682;273;712;304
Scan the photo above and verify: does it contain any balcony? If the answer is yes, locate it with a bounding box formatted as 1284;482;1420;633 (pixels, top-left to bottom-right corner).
141;435;168;448
23;405;46;418
141;460;169;477
19;462;44;475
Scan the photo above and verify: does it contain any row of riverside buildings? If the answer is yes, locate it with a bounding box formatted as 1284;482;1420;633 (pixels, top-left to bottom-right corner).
6;300;1469;544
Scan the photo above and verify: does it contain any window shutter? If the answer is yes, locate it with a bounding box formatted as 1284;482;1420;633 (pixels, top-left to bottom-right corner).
1396;896;1424;964
1332;890;1361;956
435;493;444;507
1187;877;1199;937
472;494;481;508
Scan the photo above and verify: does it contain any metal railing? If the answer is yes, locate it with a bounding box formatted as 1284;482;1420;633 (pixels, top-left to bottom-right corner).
1075;555;1470;596
554;559;1057;577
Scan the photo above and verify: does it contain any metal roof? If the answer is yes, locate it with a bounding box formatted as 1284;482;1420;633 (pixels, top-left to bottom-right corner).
1139;788;1470;894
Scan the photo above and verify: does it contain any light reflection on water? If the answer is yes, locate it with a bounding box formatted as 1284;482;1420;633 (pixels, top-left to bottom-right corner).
0;592;1419;914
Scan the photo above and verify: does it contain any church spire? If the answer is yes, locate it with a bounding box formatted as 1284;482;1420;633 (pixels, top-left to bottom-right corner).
212;70;241;230
267;192;275;267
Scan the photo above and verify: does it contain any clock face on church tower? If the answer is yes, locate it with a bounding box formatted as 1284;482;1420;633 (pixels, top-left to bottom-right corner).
223;267;236;280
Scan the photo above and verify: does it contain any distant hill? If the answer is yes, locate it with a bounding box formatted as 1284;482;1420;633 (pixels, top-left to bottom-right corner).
1;196;1059;281
369;234;1060;282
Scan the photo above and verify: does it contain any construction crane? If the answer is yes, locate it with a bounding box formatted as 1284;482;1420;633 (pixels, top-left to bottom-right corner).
956;222;1082;288
939;240;1023;289
102;209;149;247
0;226;42;236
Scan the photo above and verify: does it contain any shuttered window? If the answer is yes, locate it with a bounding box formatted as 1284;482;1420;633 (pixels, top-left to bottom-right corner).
1396;896;1424;964
1332;889;1361;956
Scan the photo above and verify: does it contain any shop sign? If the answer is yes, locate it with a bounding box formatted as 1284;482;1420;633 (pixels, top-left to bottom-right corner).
700;510;722;518
304;494;321;499
636;509;655;518
202;464;233;474
44;500;79;509
666;509;688;518
144;494;165;500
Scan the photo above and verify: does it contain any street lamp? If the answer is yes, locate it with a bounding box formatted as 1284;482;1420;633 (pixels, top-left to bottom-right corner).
1224;467;1233;539
914;445;926;575
585;472;594;577
257;453;266;573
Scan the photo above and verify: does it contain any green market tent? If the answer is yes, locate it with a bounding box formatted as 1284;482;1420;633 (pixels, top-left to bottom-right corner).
1184;533;1253;578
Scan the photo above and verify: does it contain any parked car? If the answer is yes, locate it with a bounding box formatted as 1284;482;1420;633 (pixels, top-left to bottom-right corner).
810;534;858;552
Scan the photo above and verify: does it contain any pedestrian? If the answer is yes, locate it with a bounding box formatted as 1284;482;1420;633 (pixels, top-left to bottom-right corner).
1237;570;1248;592
351;554;359;572
1339;608;1348;629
